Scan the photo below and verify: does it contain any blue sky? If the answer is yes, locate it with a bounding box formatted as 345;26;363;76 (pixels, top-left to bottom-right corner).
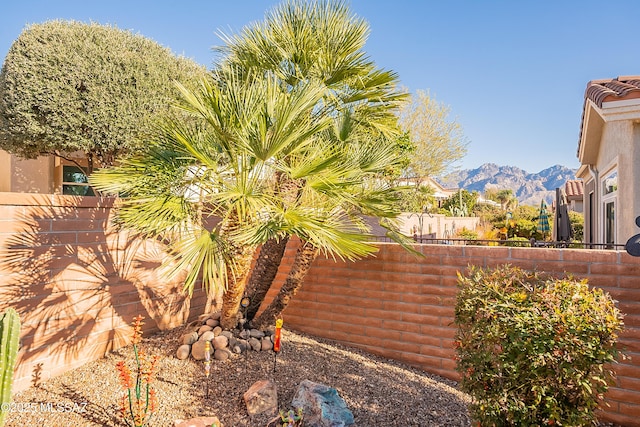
2;0;639;173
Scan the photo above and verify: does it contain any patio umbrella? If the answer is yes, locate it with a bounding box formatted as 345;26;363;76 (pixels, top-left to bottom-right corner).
537;200;550;239
554;189;573;242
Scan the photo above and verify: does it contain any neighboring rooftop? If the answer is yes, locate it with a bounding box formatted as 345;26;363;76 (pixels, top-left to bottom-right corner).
564;179;583;200
585;75;640;108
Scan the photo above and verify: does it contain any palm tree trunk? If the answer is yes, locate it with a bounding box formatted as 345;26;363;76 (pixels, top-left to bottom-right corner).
244;235;290;322
252;241;319;330
219;244;254;329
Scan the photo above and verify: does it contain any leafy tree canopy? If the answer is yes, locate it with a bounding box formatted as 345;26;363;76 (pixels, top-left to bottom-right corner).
0;20;206;172
397;90;468;179
441;189;477;216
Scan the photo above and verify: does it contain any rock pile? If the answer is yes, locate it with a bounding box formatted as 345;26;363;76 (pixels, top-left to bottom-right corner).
175;312;275;361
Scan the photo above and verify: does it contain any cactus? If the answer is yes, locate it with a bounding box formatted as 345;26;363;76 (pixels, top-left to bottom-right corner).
0;308;20;427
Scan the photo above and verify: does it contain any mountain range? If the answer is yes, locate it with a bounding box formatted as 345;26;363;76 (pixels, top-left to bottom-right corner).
437;163;577;206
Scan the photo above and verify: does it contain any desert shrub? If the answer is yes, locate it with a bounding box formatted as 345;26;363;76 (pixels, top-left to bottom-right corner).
503;236;529;247
454;265;623;427
456;227;478;240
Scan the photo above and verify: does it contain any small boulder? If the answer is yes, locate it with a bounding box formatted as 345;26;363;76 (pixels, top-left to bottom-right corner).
205;318;219;328
210;311;222;321
292;380;354;427
221;330;233;340
213;335;229;350
214;348;231;361
249;328;265;339
243;379;278;416
248;337;261;351
236;339;249;352
212;326;223;336
261;337;273;351
191;340;212;361
199;331;215;342
176;344;191;360
228;336;238;349
198;325;213;335
182;332;199;346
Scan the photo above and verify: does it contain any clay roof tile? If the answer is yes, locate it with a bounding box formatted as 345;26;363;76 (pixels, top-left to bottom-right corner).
585;76;640;107
564;180;583;199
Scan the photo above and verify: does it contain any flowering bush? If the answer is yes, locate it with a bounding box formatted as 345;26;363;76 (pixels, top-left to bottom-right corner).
116;315;159;427
455;265;623;426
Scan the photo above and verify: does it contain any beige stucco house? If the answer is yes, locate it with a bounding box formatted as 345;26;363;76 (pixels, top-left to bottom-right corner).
0;150;93;195
576;76;640;247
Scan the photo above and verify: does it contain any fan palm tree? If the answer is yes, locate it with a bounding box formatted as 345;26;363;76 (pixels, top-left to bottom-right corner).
92;0;411;329
218;0;410;326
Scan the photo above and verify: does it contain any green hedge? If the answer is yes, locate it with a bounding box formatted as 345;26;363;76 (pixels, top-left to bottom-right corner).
454;265;623;426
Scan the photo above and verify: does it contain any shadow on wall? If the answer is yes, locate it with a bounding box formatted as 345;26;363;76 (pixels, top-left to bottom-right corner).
0;195;197;392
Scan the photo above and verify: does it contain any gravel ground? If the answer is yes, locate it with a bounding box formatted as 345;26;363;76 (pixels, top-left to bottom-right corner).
5;326;473;427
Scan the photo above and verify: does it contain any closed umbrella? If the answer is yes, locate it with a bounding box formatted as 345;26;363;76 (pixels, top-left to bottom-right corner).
537;200;550;239
553;188;573;242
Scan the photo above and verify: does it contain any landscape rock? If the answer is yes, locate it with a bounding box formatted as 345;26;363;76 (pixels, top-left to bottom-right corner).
176;344;191;360
191;340;212;361
205;318;219;328
213;326;223;336
237;339;249;352
198;325;213;335
261;337;273;351
214;348;231;361
249;328;265;339
248;337;261;351
243;379;278;416
182;332;199;346
199;331;215;342
292;379;354;427
213;335;229;350
174;416;222;427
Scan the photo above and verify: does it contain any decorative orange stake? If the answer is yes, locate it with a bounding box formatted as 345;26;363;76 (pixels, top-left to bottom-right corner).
273;318;283;372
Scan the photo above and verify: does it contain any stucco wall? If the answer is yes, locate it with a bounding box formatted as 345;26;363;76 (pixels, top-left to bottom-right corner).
0;193;208;393
1;194;639;425
272;243;640;426
598;120;638;245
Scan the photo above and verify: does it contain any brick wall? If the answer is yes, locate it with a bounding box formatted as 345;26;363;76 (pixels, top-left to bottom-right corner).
0;193;208;393
272;243;640;427
1;192;639;425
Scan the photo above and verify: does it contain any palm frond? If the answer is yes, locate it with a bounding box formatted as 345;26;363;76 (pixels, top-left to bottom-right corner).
162;227;235;295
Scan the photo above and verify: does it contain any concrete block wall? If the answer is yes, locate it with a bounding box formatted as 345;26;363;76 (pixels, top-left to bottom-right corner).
0;193;208;393
270;243;640;426
1;191;639;425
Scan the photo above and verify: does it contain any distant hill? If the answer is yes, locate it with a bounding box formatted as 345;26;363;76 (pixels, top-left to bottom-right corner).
438;163;577;206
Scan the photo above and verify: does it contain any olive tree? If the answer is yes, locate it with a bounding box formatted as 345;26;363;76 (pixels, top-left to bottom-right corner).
0;20;206;173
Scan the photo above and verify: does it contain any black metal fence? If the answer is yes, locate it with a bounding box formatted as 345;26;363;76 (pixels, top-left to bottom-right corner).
372;236;626;250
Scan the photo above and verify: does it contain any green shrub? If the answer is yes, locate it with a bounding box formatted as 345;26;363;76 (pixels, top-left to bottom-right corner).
454;265;623;427
503;236;529;247
456;227;478;240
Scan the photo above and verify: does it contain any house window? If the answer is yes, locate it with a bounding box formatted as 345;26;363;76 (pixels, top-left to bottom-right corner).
605;201;615;248
601;167;617;247
62;165;95;196
603;170;617;195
